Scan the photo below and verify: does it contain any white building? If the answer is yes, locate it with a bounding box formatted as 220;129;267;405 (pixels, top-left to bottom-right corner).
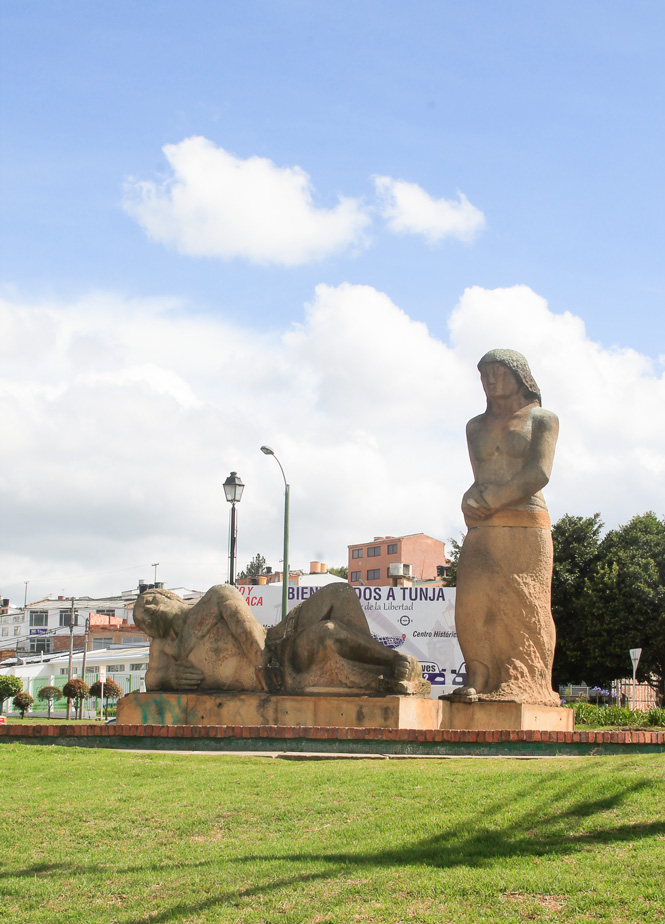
3;582;201;656
0;599;25;648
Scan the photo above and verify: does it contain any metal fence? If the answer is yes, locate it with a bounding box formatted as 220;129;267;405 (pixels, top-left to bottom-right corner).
30;671;145;715
559;680;658;708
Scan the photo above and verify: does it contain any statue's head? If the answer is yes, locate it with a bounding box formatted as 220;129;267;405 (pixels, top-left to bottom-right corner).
134;588;188;638
477;348;541;407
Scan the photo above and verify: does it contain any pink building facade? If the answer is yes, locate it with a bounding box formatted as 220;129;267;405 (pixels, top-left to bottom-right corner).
347;533;448;586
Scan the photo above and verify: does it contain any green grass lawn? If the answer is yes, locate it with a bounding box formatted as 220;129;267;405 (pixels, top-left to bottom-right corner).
1;746;663;924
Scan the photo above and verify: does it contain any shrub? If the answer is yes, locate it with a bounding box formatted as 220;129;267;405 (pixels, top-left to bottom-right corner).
13;691;34;718
645;706;665;728
0;675;23;712
62;678;89;705
567;701;665;728
37;685;63;718
88;679;123;702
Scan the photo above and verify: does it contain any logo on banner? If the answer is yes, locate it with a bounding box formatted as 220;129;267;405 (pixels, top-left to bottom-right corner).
372;633;407;649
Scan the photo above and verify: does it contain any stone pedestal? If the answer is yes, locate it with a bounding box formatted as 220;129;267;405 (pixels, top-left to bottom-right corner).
117;691;573;733
439;699;574;732
116;691;442;729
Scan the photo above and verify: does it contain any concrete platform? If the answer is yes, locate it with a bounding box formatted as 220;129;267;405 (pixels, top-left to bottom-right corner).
116;691;443;729
439;699;574;732
117;691;573;732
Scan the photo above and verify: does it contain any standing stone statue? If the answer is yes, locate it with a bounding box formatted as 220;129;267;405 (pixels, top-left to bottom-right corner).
451;349;560;706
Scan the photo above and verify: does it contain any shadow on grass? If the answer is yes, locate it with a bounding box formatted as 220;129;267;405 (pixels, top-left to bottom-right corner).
0;861;73;879
112;777;664;924
0;857;219;881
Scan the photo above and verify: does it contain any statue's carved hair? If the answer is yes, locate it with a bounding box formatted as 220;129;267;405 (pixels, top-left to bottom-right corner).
134;587;185;637
478;348;542;407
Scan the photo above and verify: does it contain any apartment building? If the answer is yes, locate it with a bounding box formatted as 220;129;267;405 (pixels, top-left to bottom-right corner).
3;582;200;657
347;533;448;585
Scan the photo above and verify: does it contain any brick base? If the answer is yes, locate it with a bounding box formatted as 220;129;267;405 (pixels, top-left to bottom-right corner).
1;721;663;757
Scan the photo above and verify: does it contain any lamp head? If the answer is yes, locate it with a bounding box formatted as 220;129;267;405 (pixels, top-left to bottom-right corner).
223;471;244;504
260;445;274;456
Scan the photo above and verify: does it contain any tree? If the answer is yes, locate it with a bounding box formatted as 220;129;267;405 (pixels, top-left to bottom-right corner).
444;534;465;587
37;685;63;719
328;565;348;579
551;513;604;688
583;512;665;704
13;691;34;718
62;678;90;717
237;553;268;582
0;675;23;713
88;679;123;712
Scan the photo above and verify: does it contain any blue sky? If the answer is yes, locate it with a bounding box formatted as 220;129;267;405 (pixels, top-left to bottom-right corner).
2;2;665;599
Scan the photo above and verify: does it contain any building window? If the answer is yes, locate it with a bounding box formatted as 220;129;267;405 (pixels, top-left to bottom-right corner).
387;543;398;555
130;663;145;672
1;628;7;637
367;546;381;557
95;609;115;617
367;569;381;580
29;638;50;653
350;571;361;582
106;664;125;673
59;609;78;627
351;549;363;559
29;611;48;627
92;638;113;650
14;627;20;636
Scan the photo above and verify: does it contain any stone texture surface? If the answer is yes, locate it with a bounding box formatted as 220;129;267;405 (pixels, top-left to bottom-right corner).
117;691;573;732
265;583;426;696
134;584;265;692
454;521;559;705
439;700;574;732
117;691;443;729
133;582;428;698
454;349;560;706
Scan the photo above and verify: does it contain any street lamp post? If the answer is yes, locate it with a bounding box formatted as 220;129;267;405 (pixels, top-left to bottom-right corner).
223;471;245;585
260;446;289;620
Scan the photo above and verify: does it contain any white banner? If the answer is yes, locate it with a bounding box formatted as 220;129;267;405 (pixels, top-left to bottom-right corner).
237;583;465;697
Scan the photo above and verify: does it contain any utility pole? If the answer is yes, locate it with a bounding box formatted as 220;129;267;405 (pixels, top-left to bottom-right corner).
152;562;159;584
79;616;90;719
66;597;76;720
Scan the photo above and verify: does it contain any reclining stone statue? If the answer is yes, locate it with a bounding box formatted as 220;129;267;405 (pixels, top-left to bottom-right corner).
449;348;560;707
133;581;427;697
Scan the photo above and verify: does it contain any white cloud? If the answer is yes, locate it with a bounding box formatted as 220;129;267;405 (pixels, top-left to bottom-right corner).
2;284;665;603
123;137;371;266
374;175;486;243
